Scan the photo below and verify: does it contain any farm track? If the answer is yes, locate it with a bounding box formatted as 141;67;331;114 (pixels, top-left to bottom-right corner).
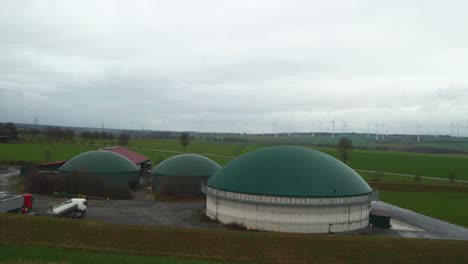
369;181;468;192
356;169;468;183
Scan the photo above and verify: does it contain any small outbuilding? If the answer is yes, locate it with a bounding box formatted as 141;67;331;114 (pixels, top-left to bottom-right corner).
58;150;140;188
21;160;68;176
370;209;391;229
204;146;375;233
152;154;221;198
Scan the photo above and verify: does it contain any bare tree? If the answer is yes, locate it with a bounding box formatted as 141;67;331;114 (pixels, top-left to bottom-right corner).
0;122;19;141
179;132;190;152
338;137;353;164
118;133;130;146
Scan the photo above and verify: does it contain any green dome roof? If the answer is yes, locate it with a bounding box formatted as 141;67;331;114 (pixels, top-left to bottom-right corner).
207;146;372;197
152;154;221;177
59;150;139;174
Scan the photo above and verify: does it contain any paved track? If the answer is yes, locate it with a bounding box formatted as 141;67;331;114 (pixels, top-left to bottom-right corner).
372;201;468;240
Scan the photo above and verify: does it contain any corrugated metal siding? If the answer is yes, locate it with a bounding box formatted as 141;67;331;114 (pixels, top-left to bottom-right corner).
206;192;372;233
205;186;375;206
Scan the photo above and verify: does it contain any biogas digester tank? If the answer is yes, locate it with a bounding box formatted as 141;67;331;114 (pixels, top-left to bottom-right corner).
58;150;140;188
152;154;221;197
205;146;374;233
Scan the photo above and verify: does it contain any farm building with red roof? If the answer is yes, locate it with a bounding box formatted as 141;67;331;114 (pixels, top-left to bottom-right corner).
100;146;151;170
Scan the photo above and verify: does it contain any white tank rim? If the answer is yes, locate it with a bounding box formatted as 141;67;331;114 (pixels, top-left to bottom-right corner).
203;185;377;207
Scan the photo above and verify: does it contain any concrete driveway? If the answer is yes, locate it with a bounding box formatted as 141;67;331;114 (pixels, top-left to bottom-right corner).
372;201;468;240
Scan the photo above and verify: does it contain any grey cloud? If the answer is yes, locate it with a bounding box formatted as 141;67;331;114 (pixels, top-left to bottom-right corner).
1;0;468;135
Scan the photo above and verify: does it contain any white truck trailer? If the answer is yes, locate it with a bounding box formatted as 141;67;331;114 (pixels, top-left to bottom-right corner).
0;192;33;213
46;198;87;218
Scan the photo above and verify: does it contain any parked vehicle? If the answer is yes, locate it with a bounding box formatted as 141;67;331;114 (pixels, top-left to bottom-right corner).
46;198;87;218
0;192;33;214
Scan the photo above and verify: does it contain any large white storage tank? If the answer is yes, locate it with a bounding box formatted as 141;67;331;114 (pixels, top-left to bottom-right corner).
204;146;375;233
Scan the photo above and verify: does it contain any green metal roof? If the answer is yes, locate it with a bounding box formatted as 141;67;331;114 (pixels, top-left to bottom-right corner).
58;150;139;174
152;154;221;177
207;146;372;197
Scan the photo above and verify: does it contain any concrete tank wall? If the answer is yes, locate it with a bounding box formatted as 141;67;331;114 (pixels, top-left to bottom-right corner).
205;188;373;233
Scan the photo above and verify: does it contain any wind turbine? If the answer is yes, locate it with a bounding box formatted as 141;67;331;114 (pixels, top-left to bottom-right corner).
367;123;371;137
375;123;380;141
417;124;421;142
466;120;468;138
330;120;336;138
451;122;454;138
311;122;315;137
341;121;349;136
381;124;386;140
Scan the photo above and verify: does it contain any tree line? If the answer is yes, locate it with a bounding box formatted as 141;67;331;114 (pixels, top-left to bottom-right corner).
0;121;132;146
0;122;19;142
81;131;115;140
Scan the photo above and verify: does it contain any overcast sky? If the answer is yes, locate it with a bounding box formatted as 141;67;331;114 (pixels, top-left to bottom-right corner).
1;0;468;135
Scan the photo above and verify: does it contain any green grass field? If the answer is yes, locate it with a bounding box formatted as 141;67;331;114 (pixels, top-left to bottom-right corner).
380;191;468;227
132;138;468;180
340;149;468;180
0;143;96;164
0;214;467;263
202;133;468;153
2;138;468;181
0;245;236;264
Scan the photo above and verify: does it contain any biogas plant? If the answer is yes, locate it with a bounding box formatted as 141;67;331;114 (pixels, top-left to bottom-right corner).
203;146;375;233
152;154;221;197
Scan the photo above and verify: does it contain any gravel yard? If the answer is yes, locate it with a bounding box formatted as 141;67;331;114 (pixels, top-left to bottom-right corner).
32;194;223;230
0;169;222;230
